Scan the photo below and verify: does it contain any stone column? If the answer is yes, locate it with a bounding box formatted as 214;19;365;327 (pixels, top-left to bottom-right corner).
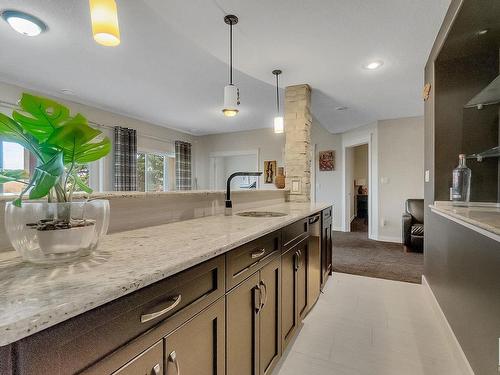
284;84;312;202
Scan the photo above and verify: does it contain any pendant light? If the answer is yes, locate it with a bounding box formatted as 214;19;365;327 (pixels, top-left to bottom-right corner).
272;69;284;133
222;15;240;117
89;0;120;47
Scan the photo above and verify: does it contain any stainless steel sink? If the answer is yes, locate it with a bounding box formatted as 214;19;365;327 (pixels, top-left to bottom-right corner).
236;211;288;218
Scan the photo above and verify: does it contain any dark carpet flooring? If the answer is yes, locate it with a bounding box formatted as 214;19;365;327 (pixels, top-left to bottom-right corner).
333;219;423;284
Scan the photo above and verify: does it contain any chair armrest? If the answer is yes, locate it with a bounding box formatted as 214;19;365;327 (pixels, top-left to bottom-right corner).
402;213;412;246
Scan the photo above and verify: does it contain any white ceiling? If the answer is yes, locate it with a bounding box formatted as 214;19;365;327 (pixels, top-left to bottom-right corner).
0;0;450;134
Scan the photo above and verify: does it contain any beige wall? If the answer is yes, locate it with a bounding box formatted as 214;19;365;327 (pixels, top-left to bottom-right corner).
378;116;424;241
311;120;343;229
195;128;285;190
353;144;368;187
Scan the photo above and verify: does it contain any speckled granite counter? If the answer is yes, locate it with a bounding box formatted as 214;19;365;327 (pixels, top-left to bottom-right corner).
430;202;500;242
0;202;329;346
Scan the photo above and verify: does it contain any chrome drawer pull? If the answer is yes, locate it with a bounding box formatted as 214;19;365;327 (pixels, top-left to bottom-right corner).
168;350;181;375
251;248;266;259
140;294;182;323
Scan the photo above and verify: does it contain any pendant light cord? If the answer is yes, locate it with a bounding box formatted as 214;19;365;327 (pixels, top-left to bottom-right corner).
275;73;280;113
229;21;233;85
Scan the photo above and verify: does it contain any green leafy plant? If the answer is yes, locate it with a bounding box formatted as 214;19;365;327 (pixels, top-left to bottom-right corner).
0;93;111;207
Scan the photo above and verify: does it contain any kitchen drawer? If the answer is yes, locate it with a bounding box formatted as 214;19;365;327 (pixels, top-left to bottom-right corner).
226;230;281;291
18;256;225;375
282;218;309;251
112;341;163;375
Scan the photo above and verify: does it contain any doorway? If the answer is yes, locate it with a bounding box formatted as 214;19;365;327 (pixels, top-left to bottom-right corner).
342;135;376;239
347;144;369;232
209;150;260;190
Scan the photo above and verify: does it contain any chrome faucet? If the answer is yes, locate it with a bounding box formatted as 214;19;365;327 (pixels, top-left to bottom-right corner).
225;171;262;215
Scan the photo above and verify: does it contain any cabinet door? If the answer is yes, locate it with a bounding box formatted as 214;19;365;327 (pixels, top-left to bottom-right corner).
164;298;225;375
112;341;163;375
281;247;298;351
259;257;281;375
296;240;309;320
227;272;261;375
321;225;331;288
307;233;321;313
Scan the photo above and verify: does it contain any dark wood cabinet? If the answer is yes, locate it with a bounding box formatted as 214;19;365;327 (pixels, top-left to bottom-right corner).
164;298;225;375
281;237;310;351
226;256;281;375
112;341;163;375
5;210;332;375
259;257;282;375
321;208;333;289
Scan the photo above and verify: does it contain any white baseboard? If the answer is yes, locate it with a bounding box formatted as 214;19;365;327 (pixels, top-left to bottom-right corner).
422;275;475;375
373;235;401;243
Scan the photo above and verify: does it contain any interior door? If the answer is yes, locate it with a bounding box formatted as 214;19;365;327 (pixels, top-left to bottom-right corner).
227;272;260;375
164;298;225;375
259;257;281;375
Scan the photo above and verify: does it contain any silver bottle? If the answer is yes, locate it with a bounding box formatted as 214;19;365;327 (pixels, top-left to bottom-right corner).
451;154;471;203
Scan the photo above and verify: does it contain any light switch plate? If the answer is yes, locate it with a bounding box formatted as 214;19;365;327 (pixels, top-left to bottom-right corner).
425;170;430;183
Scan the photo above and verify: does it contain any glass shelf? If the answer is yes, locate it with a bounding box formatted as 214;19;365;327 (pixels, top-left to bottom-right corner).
464;74;500;109
467;146;500;161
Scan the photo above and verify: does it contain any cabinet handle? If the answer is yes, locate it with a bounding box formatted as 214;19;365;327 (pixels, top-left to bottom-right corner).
259;281;268;311
251;248;266;259
309;215;320;224
294;252;300;271
167;350;181;375
140;294;182;323
152;363;161;375
254;285;261;313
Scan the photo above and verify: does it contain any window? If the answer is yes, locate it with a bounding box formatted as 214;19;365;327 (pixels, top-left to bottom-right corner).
136;152;175;192
1;141;91;194
1;141;28;194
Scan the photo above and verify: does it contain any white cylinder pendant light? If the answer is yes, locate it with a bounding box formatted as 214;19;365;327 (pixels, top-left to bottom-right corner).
272;69;284;133
222;15;240;117
223;85;239;117
89;0;120;47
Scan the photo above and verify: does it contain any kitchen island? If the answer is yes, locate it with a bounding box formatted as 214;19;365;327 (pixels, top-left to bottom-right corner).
0;201;333;375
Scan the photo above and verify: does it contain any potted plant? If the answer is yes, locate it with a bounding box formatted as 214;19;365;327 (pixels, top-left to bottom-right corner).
0;93;111;263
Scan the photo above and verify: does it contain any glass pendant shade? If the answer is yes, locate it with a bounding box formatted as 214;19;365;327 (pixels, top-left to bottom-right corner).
222;84;239;117
274;116;284;133
89;0;120;47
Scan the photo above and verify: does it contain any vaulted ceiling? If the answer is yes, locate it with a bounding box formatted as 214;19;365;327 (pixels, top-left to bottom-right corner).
0;0;450;134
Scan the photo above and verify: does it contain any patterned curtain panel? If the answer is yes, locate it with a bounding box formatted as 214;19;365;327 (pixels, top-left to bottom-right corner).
175;140;192;190
114;126;137;191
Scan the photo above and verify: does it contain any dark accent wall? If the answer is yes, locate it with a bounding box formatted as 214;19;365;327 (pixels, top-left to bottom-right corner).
435;53;499;202
425;1;500;374
425;213;500;375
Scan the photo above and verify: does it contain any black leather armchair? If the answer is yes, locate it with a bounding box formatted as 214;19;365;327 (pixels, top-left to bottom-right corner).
402;199;424;252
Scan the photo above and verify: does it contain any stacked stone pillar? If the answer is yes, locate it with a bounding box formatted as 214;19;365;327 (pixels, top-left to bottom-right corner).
284;84;312;202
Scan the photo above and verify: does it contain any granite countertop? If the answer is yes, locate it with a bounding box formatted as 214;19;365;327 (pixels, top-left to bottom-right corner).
430;202;500;241
0;201;328;346
0;189;289;202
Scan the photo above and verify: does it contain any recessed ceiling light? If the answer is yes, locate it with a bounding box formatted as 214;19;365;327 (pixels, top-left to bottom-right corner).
60;89;75;95
477;29;489;35
1;10;47;36
363;60;384;70
335;106;348;111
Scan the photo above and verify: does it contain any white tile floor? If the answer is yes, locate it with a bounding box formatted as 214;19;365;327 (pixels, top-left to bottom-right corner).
275;273;467;375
